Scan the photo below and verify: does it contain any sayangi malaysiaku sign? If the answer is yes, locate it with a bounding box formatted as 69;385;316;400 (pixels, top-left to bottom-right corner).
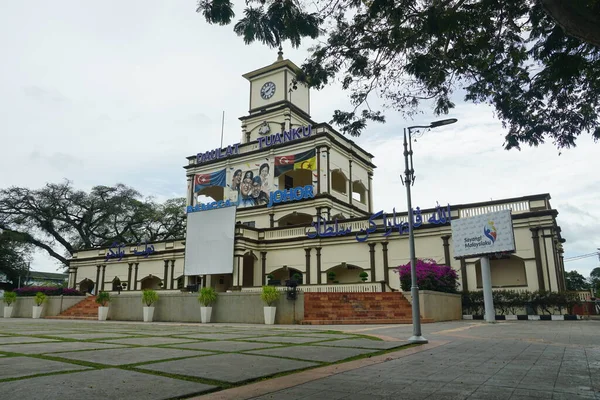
451;209;516;259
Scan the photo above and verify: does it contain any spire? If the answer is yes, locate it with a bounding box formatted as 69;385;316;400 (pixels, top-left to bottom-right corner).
276;45;284;62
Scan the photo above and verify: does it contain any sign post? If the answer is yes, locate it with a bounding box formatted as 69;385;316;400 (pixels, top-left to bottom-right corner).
451;209;516;323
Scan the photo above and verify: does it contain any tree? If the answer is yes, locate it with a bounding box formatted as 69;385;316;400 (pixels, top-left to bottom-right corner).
0;230;32;286
590;266;600;295
564;270;589;291
0;181;186;267
196;0;600;150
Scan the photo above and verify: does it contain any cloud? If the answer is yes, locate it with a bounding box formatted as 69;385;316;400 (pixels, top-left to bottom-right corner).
22;86;68;104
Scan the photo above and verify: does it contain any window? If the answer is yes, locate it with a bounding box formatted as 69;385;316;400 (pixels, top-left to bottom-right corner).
285;175;294;189
331;170;347;194
243;221;256;228
352;181;367;204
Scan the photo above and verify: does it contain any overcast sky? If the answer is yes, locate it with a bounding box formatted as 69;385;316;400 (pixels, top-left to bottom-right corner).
1;1;598;278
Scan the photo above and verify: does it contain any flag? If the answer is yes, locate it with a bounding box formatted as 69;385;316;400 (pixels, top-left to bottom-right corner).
274;149;316;177
194;168;227;193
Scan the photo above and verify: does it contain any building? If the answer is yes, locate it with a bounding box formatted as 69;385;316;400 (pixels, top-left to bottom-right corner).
68;54;567;295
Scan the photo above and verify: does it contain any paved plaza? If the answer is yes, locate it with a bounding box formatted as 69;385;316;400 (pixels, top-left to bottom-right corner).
0;319;598;399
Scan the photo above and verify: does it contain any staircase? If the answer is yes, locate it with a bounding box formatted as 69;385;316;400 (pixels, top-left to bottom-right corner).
302;292;433;325
47;295;99;320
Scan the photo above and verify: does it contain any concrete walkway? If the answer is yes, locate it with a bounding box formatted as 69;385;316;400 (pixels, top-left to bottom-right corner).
0;319;598;399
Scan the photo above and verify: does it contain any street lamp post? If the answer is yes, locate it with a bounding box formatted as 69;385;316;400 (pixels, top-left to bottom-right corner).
403;118;457;344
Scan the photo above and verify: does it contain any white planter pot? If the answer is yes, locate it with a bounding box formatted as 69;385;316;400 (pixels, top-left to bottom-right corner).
3;306;14;318
32;306;43;319
200;306;212;324
143;306;155;322
264;306;276;325
98;306;109;321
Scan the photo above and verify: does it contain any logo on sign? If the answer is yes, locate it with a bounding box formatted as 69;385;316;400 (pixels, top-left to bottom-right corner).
483;220;497;243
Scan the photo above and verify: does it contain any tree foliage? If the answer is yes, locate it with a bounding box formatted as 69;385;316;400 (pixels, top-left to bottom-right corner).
0;230;32;285
0;181;186;267
197;0;600;149
564;270;590;291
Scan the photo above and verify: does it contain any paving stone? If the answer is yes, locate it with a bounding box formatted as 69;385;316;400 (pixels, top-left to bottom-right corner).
314;338;408;350
167;340;285;352
0;336;59;344
247;344;379;363
50;346;210;365
0;356;89;379
175;333;262;340
0;341;127;354
137;353;317;383
242;335;332;344
43;332;134;340
0;368;215;400
98;337;198;346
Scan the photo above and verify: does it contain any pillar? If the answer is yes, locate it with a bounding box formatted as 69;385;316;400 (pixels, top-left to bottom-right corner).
441;235;451;267
530;228;545;291
460;259;468;292
261;252;267;286
100;265;106;291
170;260;175;289
368;243;376;282
326;146;331;193
134;262;139;290
127;263;133;291
316;147;321;194
382;242;390;285
348;159;353;205
163;260;169;290
316;247;322;284
367;171;373;213
95;265;101;294
269;213;275;228
305;248;312;284
480;256;495;322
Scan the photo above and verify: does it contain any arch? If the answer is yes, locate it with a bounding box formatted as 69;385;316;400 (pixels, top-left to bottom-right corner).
111;277;122;292
196;186;224;203
352;180;367;204
331;169;347;194
242;253;256;287
325;263;367;283
475;255;528;288
277;169;312;190
268;266;303;285
331;212;345;220
277;212;313;227
140;275;163;290
79;278;94;294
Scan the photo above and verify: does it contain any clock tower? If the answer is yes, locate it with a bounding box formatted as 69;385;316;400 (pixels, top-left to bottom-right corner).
241;48;311;143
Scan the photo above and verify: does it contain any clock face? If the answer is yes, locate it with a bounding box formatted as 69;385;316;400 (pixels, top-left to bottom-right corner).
260;81;276;100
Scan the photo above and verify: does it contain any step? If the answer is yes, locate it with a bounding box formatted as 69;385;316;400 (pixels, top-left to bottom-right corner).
46;316;99;320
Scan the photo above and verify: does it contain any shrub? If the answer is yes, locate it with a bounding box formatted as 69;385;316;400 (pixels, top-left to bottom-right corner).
14;286;83;297
2;291;17;306
394;259;459;293
34;292;47;306
462;290;582;315
261;285;280;306
198;287;217;307
327;271;336;281
95;291;111;307
359;271;369;282
142;289;159;306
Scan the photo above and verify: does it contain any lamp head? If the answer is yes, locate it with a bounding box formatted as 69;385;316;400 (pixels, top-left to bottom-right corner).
430;118;457;128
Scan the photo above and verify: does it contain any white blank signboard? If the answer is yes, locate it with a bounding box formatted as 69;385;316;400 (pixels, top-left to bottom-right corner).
451;209;516;259
184;206;236;275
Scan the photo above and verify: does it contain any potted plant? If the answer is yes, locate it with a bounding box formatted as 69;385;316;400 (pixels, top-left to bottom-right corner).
328;271;336;282
95;291;111;321
3;291;17;318
292;273;302;284
32;292;47;319
261;285;280;325
197;287;217;323
142;289;159;322
359;271;369;282
267;274;275;285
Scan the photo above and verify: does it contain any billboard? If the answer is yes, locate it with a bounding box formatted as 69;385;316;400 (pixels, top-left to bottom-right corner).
451;209;516;259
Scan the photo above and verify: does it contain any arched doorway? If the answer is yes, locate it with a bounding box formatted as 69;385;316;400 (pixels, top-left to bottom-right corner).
79;278;94;294
111;277;122;292
325;263;367;283
242;252;256;287
277;212;313;227
140;275;163;290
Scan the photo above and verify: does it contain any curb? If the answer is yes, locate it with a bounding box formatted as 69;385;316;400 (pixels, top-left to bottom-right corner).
462;314;581;321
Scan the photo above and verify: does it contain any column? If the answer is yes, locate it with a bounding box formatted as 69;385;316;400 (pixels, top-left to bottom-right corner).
127;263;133;291
305;248;312;284
367;172;373;213
368;243;376;282
187;176;194;207
530;228;545;291
170;260;175;289
163;260;169;290
382;242;390;285
316;247;322;284
261;252;267;286
348;159;353;205
134;263;139;290
101;265;106;291
460;259;468;291
269;213;275;228
326;146;331;193
95;265;101;294
316;147;321;194
68;267;77;289
233;254;243;287
441;235;451;267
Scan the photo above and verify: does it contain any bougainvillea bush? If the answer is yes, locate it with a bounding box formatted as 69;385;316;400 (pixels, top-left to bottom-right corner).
394;259;459;293
14;286;83;297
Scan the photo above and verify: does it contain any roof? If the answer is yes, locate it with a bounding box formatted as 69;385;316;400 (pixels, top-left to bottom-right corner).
28;271;68;281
